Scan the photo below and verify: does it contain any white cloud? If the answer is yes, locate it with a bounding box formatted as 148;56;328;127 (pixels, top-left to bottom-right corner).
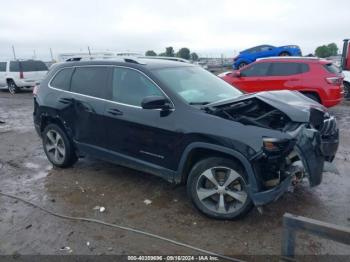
0;0;349;60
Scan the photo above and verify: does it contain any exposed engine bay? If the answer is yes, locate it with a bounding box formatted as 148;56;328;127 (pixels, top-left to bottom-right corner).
205;98;298;131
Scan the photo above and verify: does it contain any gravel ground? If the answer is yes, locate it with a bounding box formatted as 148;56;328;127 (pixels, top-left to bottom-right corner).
0;90;349;260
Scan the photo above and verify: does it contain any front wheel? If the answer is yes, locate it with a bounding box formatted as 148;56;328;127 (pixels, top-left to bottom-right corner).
187;157;253;220
344;82;350;100
7;80;20;94
238;62;248;69
42;124;78;168
279;52;290;56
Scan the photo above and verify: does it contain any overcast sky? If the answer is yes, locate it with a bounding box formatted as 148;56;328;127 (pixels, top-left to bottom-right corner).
1;0;349;60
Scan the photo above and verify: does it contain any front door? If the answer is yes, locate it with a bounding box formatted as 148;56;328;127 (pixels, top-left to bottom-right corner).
236;62;272;92
104;67;178;170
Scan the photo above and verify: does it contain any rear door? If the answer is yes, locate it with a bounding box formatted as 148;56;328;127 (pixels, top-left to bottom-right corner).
0;62;6;87
264;62;309;91
68;66;111;149
235;62;272;92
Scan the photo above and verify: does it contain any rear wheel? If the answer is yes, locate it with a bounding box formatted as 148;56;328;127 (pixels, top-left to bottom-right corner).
7;80;19;94
42;124;78;168
279;52;290;56
187;157;253;220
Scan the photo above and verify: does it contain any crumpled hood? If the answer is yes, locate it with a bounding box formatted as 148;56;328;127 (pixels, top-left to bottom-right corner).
207;90;327;123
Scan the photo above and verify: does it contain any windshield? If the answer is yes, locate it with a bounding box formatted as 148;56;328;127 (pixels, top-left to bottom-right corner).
152;66;242;104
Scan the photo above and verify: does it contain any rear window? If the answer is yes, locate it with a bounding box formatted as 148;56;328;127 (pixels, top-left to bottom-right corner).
70;67;110;99
323;63;341;74
21;61;48;72
0;62;6;72
50;68;74;90
9;61;48;72
269;62;309;76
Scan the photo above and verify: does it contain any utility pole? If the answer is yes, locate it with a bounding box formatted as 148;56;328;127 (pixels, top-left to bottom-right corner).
50;48;54;61
33;50;36;59
88;46;92;58
12;45;16;60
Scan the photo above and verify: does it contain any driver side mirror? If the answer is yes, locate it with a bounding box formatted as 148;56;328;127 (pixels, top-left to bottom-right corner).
141;96;172;110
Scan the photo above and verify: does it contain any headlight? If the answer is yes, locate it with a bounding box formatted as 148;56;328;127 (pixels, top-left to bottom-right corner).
262;137;295;153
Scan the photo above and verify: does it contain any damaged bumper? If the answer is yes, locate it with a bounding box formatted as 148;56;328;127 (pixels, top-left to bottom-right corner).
249;116;339;206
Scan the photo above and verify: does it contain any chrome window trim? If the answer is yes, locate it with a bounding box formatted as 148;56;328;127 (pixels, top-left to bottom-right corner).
48;64;175;110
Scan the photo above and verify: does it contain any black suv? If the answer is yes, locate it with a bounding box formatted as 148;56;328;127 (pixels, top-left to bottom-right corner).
34;58;339;219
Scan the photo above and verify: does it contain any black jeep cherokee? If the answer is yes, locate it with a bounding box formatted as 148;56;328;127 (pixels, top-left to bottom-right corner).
33;58;339;219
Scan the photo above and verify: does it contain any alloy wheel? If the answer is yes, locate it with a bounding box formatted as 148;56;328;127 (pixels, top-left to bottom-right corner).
196;166;248;214
8;83;16;95
45;130;66;165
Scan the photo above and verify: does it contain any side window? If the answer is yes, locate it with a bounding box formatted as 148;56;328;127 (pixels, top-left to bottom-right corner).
111;67;163;106
50;68;74;90
10;61;20;72
0;62;6;72
269;62;308;76
70;67;110;99
240;63;271;77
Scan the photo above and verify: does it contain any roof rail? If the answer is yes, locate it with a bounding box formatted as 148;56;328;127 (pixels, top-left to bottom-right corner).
139;56;190;63
66;56;146;65
257;56;320;61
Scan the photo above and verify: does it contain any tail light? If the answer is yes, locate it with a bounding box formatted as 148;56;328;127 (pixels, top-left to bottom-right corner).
33;83;40;96
19;71;24;79
325;77;343;86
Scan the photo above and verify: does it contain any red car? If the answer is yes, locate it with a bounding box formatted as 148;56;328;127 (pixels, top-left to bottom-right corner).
219;57;344;107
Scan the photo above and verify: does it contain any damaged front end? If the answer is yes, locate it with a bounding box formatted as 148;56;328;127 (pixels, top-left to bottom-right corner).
205;91;339;206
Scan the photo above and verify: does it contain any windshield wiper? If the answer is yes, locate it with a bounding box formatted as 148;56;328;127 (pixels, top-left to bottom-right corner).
189;102;211;105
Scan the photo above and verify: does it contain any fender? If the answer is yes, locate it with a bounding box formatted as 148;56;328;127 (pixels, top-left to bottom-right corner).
175;142;260;194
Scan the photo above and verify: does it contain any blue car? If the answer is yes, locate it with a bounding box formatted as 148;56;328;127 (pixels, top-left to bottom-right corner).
233;44;302;69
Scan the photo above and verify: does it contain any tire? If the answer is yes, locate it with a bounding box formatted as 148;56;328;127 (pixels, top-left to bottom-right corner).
279;52;290;56
344;82;350;100
187;157;253;220
42;124;78;168
238;62;248;69
7;80;20;94
303;92;321;103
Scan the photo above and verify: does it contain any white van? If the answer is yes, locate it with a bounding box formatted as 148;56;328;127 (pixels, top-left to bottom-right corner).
0;60;48;94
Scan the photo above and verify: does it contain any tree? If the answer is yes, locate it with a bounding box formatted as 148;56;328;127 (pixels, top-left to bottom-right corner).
315;43;338;58
177;47;191;60
190;52;199;61
145;50;157;56
327;43;338;56
159;52;167;57
165;47;175;57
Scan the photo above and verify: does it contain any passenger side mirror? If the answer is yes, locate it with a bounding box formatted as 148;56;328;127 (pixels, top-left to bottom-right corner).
141;96;172;110
233;71;241;77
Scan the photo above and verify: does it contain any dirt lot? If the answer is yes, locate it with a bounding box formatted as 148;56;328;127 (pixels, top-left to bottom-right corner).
0;90;349;259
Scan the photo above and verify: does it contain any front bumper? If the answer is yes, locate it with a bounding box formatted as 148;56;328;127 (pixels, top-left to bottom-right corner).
249;117;339;206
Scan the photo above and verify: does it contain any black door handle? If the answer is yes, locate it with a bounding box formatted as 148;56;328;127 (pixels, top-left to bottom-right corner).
58;98;73;104
107;108;123;116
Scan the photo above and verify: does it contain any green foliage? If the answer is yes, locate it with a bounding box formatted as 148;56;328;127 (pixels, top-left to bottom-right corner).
177;47;191;60
145;50;157;56
190;52;199;61
165;47;175;57
315;43;338;58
